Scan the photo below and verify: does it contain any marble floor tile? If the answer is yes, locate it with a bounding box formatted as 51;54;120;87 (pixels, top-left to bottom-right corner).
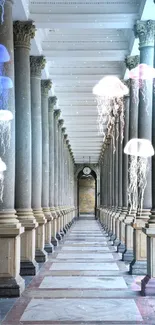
50;262;119;271
39;276;128;289
20;298;143;322
61;246;110;251
57;253;114;259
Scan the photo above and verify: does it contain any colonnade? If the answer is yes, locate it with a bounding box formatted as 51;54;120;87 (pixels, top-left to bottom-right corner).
99;20;155;296
0;1;76;297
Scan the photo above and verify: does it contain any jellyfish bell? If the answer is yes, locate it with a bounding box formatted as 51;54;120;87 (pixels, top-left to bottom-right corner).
124;138;154;158
0;44;10;62
93;76;129;98
129;64;155;80
0;157;6;172
0;76;13;90
0;109;13;121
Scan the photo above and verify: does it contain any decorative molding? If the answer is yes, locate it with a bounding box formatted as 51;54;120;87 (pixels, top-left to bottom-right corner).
62;127;66;134
48;96;57;111
41;79;52;95
125;55;139;70
13;21;36;49
30;56;46;77
134;20;155;48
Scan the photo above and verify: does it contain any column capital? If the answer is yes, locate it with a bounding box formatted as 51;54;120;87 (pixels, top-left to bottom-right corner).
13;21;35;49
125;55;140;70
41;79;52;95
62;127;66;134
134;20;155;48
54;109;61;119
48;96;57;111
64;134;68;142
30;56;46;77
59;119;64;127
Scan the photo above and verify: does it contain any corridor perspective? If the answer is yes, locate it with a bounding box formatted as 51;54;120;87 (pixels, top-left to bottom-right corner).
2;216;155;324
2;0;155;323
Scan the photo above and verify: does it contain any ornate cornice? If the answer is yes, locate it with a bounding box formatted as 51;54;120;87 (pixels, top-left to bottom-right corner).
134;20;155;48
13;21;35;49
48;96;57;111
54;109;61;119
30;56;46;77
125;55;139;70
41;79;52;95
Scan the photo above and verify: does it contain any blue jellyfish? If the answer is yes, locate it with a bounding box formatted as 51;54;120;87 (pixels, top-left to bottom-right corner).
0;44;10;62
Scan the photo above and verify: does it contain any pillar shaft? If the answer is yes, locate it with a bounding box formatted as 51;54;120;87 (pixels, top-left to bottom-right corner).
0;1;25;297
14;21;38;275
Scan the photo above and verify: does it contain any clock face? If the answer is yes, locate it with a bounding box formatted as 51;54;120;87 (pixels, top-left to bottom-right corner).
83;167;91;175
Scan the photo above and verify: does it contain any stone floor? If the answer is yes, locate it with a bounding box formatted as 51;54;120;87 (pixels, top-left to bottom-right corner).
1;216;155;324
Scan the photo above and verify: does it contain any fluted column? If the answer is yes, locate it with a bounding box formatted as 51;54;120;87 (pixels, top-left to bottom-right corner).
118;90;130;253
30;56;46;269
14;21;38;276
123;55;139;262
130;20;154;275
48;96;58;246
0;1;25;297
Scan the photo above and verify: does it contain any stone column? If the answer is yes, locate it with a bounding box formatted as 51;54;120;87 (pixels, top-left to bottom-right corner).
111;119;119;241
0;1;25;297
48;96;58;246
122;55;139;262
61;127;66;232
30;56;47;269
141;22;155;294
58;119;65;236
54;109;61;239
63;133;69;228
40;79;52;258
118;90;130;253
14;21;38;276
130;20;154;275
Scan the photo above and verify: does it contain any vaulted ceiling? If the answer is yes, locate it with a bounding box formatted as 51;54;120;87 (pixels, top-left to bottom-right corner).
13;0;154;163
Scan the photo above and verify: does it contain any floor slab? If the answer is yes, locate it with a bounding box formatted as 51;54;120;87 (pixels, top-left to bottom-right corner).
50;262;119;271
61;246;110;251
39;276;128;289
57;252;114;259
20;298;143;322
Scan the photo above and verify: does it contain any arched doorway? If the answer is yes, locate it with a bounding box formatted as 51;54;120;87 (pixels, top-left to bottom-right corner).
77;168;97;217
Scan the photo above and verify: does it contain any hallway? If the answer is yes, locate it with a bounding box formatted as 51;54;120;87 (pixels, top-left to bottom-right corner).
1;217;155;324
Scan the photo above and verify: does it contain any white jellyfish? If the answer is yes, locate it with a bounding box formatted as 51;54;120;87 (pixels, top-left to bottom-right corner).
0;109;13;153
124;138;154;215
93;76;129;144
0;0;5;24
0;156;6;201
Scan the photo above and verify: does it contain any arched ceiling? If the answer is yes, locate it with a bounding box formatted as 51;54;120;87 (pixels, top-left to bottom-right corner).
13;0;153;163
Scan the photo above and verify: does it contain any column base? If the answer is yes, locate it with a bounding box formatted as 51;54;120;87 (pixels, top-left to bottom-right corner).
110;234;116;241
56;232;62;240
129;260;147;275
35;249;48;263
60;229;65;237
63;227;67;234
44;243;54;253
51;237;58;246
0;275;25;297
20;260;39;276
113;238;120;247
117;242;126;253
141;275;155;296
122;249;134;262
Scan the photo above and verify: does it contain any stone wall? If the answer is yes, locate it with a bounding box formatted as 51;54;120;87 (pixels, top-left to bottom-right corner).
79;176;95;214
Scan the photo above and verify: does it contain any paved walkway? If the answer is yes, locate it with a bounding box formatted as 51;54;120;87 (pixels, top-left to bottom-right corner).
2;217;155;324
